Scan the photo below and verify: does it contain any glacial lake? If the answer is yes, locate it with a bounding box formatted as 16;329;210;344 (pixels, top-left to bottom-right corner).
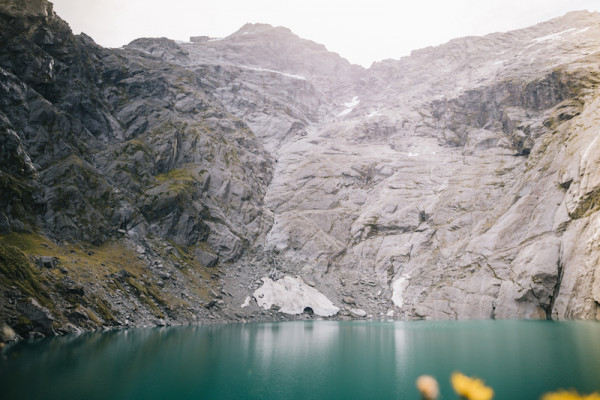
1;320;600;399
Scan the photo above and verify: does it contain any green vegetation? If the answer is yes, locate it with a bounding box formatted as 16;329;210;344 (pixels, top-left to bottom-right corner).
92;297;117;324
0;240;54;310
0;232;184;324
155;167;196;184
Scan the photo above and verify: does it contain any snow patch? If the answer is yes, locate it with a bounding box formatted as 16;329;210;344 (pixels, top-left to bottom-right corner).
253;276;339;316
391;275;410;308
208;37;223;42
337;108;353;117
531;28;577;43
408;152;420;157
241;296;251;308
244;66;306;80
337;96;360;117
344;96;360;108
368;110;381;118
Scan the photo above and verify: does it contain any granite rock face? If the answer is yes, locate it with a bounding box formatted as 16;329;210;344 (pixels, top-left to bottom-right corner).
1;1;600;337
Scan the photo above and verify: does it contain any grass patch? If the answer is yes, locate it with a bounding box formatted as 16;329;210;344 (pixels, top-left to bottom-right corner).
1;231;217;323
2;232;149;284
0;240;55;311
155;167;196;183
92;297;117;324
127;277;165;319
153;166;204;194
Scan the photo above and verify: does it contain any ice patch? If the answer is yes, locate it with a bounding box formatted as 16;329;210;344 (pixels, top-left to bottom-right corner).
253;276;339;316
241;296;251;308
391;275;410;308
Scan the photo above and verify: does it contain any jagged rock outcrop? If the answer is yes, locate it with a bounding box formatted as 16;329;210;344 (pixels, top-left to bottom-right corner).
0;0;274;337
1;1;600;338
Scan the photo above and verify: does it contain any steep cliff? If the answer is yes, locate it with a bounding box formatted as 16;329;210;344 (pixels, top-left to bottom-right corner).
1;1;600;339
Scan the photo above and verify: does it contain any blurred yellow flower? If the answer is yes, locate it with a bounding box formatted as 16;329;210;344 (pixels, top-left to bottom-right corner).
451;372;494;400
541;390;600;400
416;375;439;400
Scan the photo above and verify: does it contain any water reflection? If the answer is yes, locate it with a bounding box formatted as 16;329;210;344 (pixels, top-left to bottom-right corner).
1;320;599;399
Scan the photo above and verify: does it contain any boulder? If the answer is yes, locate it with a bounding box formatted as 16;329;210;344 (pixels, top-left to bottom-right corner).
37;256;57;269
350;308;367;317
17;298;55;336
196;249;219;268
68;305;90;322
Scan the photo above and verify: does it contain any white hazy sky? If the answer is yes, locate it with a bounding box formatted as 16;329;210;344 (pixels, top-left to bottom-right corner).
51;0;600;67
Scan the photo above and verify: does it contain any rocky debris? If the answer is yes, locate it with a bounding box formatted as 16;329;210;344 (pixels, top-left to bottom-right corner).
205;299;218;309
110;270;132;280
156;270;171;280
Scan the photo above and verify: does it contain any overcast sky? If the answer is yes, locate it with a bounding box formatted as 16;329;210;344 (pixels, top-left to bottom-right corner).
51;0;600;67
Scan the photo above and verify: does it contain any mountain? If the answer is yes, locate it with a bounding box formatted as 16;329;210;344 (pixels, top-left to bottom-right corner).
1;0;600;339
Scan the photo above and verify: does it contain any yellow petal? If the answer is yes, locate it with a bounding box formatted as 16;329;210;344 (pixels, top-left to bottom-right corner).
451;372;494;400
541;390;600;400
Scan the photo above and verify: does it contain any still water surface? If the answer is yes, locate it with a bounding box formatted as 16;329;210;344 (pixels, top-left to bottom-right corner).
1;320;600;399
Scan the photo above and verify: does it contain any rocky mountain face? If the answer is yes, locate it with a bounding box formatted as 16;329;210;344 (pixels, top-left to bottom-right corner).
1;0;600;339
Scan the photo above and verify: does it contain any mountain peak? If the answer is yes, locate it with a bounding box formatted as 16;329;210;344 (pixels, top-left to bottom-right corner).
229;23;294;39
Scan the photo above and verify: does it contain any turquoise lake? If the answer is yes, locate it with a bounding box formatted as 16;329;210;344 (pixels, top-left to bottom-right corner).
1;320;600;399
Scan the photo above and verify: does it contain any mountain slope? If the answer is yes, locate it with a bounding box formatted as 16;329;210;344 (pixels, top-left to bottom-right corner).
1;1;600;339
